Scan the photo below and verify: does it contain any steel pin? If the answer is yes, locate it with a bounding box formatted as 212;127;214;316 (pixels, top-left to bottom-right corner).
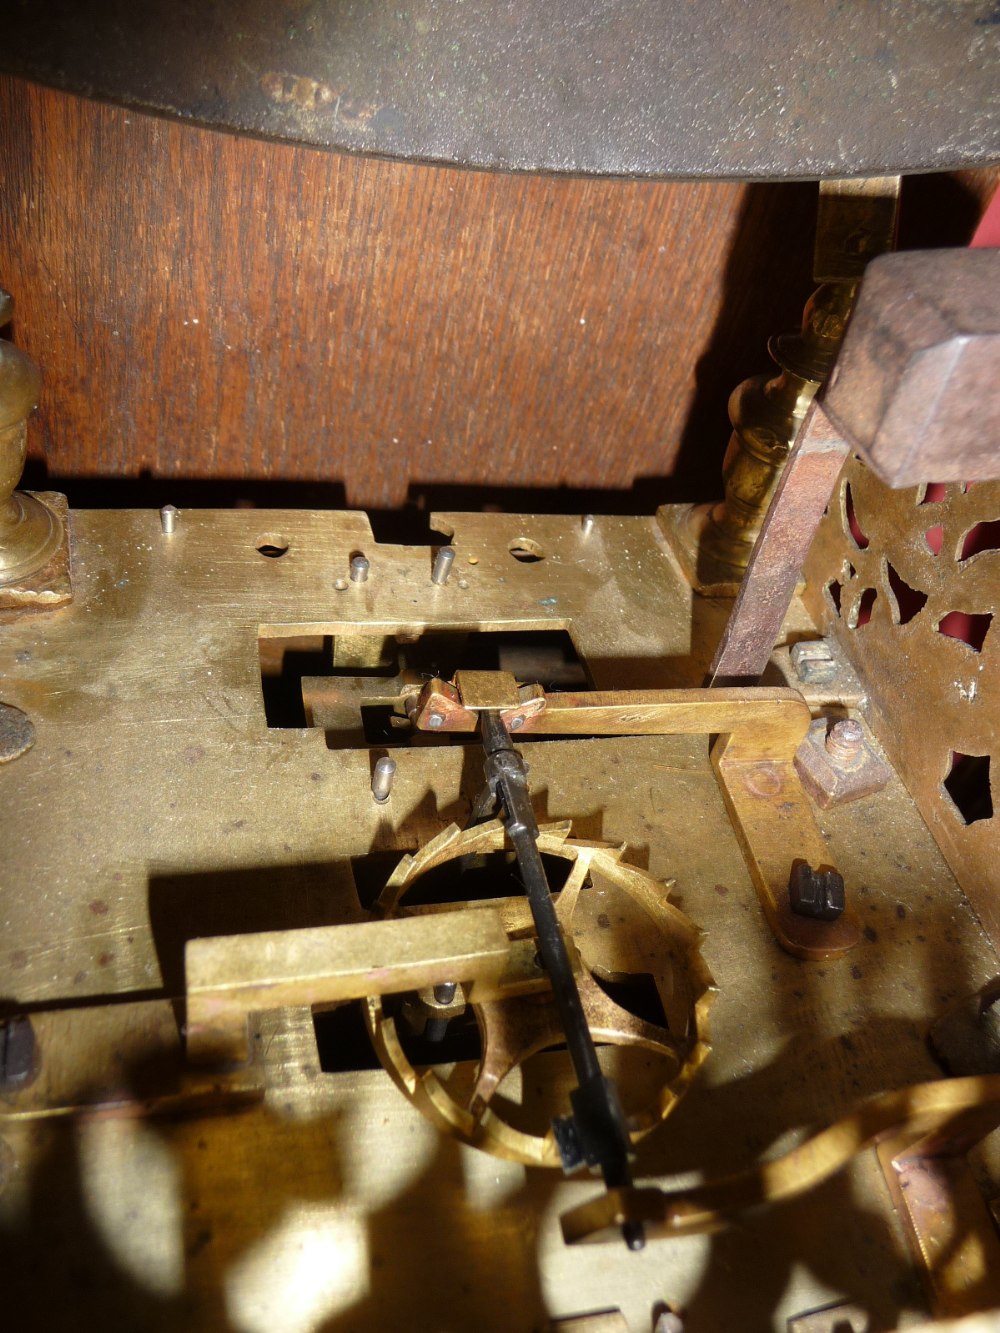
371;756;396;803
431;546;456;585
350;554;370;583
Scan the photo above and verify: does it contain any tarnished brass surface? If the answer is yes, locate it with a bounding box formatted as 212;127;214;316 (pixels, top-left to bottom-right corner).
803;463;1000;948
406;678;859;959
400;669;861;957
877;1124;1000;1322
812;179;904;285
1;507;999;1330
0;1001;263;1120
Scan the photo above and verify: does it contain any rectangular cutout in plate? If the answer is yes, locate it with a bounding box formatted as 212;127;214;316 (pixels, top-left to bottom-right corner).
259;628;588;745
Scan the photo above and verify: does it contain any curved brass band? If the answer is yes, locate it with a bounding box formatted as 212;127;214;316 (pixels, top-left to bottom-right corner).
560;1075;1000;1244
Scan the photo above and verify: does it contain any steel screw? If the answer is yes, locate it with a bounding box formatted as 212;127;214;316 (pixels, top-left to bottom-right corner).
426;981;459;1044
159;504;179;534
426;711;445;729
825;718;864;766
0;1015;36;1090
431;546;456;585
654;1314;685;1333
581;514;595;537
371;756;396;803
350;554;370;583
790;639;837;684
789;863;846;921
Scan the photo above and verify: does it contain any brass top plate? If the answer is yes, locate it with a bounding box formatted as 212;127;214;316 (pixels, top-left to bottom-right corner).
1;507;997;1329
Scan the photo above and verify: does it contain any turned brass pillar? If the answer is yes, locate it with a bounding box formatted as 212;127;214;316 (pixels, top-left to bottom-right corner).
0;291;68;594
0;289;65;586
662;178;899;595
700;277;858;576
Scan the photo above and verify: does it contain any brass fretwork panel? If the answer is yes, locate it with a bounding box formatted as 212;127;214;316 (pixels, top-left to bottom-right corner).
804;462;1000;945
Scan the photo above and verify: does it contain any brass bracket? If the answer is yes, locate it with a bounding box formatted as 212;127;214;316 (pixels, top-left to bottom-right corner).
185;904;543;1066
406;674;547;732
876;1099;1000;1320
410;679;859;961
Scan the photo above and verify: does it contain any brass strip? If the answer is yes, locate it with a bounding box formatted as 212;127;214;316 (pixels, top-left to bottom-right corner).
482;685;857;959
186;908;511;1066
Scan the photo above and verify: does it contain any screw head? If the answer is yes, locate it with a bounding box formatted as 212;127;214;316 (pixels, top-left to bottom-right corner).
0;1015;36;1090
0;703;34;764
825;718;864;765
789;863;846;921
426;712;445;730
790;639;837;684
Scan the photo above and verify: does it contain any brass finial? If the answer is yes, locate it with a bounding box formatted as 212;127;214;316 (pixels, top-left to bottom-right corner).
0;290;64;585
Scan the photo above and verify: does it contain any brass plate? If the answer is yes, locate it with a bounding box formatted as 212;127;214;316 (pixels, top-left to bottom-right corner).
1;507;998;1330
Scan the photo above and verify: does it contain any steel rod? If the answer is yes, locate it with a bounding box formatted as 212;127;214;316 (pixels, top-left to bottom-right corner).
479;710;642;1248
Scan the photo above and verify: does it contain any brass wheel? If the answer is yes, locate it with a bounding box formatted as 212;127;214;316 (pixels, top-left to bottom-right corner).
364;820;715;1166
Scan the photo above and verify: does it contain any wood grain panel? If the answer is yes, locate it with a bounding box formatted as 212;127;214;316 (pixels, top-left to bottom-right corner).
0;77;995;511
